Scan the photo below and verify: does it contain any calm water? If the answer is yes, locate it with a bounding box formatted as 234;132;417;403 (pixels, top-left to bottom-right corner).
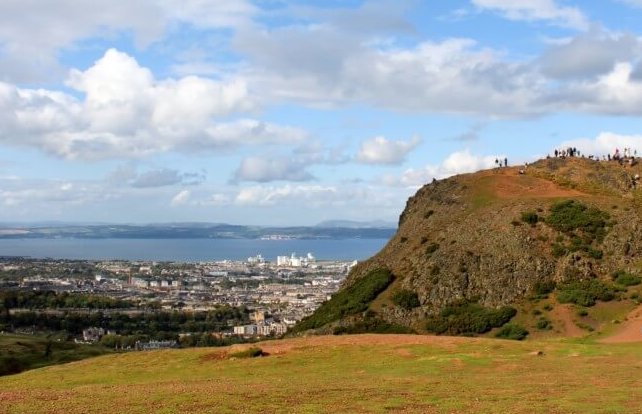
0;238;390;262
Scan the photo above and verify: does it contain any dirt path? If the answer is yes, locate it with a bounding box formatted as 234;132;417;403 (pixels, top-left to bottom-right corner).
550;304;586;338
600;304;642;343
490;171;585;199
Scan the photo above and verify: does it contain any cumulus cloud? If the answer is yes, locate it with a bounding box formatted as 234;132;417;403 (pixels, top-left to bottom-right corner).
107;165;205;188
539;30;641;79
384;149;500;187
232;157;313;183
170;190;191;207
356;135;421;165
471;0;588;30
0;0;257;82
559;132;642;156
235;185;338;206
0;49;306;159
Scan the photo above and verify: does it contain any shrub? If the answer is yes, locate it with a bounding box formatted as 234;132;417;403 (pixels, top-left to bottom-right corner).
333;318;414;335
533;281;556;296
557;279;616;307
612;270;641;287
532;309;542;316
391;290;420;310
551;243;568;258
576;308;589;317
399;237;408;243
495;324;529;340
546;200;610;240
425;301;516;336
521;211;539;226
543;304;553;311
229;347;264;359
426;243;439;256
293;268;394;332
536;318;552;330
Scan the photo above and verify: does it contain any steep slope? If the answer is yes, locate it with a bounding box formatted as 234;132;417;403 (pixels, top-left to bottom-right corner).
297;156;642;335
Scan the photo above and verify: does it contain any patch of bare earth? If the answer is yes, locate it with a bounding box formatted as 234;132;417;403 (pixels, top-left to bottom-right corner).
550;304;585;338
201;334;471;360
600;304;642;343
489;170;585;199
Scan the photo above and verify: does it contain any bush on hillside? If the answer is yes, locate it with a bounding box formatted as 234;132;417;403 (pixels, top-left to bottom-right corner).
392;290;420;310
425;300;516;336
229;347;264;359
332;318;414;335
532;281;556;298
546;200;610;242
495;324;529;340
612;270;641;287
556;279;616;307
292;268;394;332
520;211;539;226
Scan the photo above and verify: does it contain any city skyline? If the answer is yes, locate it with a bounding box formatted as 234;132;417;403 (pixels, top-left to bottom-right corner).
3;1;642;225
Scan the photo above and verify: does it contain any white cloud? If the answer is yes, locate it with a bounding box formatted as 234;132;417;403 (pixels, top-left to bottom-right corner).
0;0;256;82
357;135;421;165
235;185;338;206
0;49;306;159
170;190;191;207
471;0;588;30
559;132;642;156
539;30;641;79
385;149;500;188
233;157;313;183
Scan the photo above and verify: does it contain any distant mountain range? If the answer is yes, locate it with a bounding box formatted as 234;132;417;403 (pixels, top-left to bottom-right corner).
0;222;396;240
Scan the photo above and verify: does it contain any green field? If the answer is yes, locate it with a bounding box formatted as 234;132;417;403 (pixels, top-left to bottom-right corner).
1;334;641;414
0;333;110;376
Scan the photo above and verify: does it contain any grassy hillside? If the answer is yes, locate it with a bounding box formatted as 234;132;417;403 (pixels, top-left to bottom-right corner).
299;156;642;335
1;334;641;413
0;334;110;376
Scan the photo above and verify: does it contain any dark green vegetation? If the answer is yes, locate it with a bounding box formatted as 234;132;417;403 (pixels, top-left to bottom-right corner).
520;210;539;226
229;347;264;359
332;317;413;335
545;200;610;259
425;300;517;336
494;324;529;340
0;334;109;376
292;268;394;332
391;289;420;310
1;290;134;310
556;279;617;307
1;305;250;348
612;270;641;287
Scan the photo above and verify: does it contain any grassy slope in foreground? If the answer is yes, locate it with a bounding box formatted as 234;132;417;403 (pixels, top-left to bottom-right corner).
1;334;641;414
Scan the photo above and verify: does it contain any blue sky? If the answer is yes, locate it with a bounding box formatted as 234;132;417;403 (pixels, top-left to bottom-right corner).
2;0;642;225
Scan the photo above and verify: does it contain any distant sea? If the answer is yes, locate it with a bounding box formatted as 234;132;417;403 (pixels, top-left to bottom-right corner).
0;238;390;262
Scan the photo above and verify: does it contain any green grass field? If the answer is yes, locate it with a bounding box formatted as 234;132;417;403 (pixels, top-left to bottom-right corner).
1;334;641;414
0;333;110;376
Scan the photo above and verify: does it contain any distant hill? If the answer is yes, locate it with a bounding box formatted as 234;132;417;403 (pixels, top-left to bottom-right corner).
295;156;642;337
315;220;396;229
0;223;395;240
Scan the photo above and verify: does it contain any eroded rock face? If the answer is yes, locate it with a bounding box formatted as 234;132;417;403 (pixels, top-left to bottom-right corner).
341;157;642;328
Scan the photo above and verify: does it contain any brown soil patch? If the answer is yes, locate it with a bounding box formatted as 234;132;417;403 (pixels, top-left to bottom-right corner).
550;304;585;338
600;304;642;343
488;170;585;199
201;334;472;361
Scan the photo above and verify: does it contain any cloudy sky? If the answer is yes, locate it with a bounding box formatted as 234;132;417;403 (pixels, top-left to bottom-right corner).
2;0;642;225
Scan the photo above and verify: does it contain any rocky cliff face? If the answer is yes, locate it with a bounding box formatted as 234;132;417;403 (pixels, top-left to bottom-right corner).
338;157;642;330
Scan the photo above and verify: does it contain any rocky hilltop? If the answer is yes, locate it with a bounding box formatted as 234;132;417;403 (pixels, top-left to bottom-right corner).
295;156;642;335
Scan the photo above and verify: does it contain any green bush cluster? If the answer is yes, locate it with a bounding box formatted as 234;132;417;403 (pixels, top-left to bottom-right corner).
391;289;420;310
536;318;552;330
332;318;414;335
495;324;529;340
293;268;394;332
612;270;641;287
532;281;556;298
229;347;264;359
520;211;539;226
425;300;516;336
557;279;616;307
